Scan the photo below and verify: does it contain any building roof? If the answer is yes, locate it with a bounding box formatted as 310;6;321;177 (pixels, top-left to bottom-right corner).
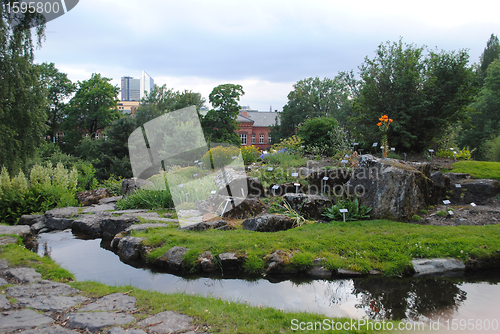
237;111;279;127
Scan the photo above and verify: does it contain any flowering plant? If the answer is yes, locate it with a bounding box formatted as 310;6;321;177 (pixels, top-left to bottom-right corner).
377;115;393;158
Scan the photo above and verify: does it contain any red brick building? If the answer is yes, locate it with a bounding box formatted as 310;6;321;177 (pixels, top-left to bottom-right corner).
236;110;279;150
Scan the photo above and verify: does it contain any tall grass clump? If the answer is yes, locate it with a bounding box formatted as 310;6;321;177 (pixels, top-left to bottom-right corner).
0;163;79;225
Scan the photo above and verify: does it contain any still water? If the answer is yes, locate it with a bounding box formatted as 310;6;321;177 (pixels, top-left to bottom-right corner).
34;230;500;331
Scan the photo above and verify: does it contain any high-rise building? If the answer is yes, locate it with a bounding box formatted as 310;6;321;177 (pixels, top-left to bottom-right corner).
120;76;140;101
140;71;154;100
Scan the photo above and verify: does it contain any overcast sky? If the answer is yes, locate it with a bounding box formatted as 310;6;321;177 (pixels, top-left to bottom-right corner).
33;0;499;111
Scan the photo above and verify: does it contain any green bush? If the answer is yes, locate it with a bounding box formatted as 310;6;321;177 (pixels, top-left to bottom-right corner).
436;147;472;160
323;197;372;222
99;174;124;196
297;117;341;156
0;164;79;225
201;145;241;169
484;135;500;162
412;215;422;221
240;145;259;165
436;210;447;217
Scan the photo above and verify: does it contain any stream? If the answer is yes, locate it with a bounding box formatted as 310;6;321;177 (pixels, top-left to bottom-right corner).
33;230;500;330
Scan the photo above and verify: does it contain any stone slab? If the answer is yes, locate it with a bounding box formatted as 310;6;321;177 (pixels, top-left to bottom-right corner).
4;267;42;283
0;225;31;237
82;203;116;213
66;312;135;332
108;327;148;334
110;209;146;215
126;223;170;232
19;324;81;333
0;294;11;309
0;309;54;332
79;292;137;312
0;259;9;269
17;295;89;312
412;258;465;277
0;277;8;286
6;280;79;298
137;310;193;333
99;196;122;204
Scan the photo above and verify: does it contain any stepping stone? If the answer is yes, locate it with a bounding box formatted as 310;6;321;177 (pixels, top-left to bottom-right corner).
0;294;11;309
110;209;147;215
0;277;8;286
107;327;148;334
66;312;135;332
0;259;9;268
126;223;170;232
6;280;80;298
0;236;19;245
0;225;31;237
412;258;465;276
17;295;89;312
99;196;122;204
4;267;42;283
137;311;193;333
82;203;116;213
0;309;54;332
79;292;137;312
19;324;81;333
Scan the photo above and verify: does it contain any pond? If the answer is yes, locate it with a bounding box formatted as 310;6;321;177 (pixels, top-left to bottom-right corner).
33;230;500;330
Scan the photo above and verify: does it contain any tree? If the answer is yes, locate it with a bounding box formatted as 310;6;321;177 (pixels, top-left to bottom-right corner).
37;62;76;141
479;34;500;85
201;84;244;145
271;73;358;143
63;73;120;151
353;39;475;152
296;117;342;156
0;1;47;174
459;59;500;159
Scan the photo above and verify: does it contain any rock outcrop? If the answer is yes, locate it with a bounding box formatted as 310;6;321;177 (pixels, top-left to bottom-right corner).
76;188;110;206
281;193;331;220
242;214;296;232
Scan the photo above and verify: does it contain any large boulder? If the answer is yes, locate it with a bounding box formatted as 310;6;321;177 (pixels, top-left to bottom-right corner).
451;179;500;205
157;246;190;271
281;193;331;220
44;207;81;231
265;250;293;274
344;155;432;220
116;236;145;261
306;168;352;195
242;214;296;232
196;195;266;219
71;213;138;238
76;188;110;206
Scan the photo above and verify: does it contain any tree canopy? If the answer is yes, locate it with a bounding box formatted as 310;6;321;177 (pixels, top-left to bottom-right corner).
0;0;47;174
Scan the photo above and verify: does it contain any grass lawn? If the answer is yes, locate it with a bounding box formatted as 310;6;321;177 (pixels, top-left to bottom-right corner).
135;219;500;277
445;160;500;180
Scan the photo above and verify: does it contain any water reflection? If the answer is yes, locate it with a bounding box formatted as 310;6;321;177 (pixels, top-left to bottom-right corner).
32;230;500;322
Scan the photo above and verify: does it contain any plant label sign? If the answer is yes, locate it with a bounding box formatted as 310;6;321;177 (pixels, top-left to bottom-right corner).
339;209;348;213
322;177;329;181
268;167;273;171
341;160;349;164
291;172;299;177
272;185;280;189
443;200;451;205
455;184;462;188
211;190;217;194
372;142;378;147
448;210;454;215
471;203;477;207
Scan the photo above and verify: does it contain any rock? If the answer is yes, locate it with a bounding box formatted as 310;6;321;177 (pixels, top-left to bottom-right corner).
218;252;245;270
307;266;332;278
126;223;170;232
6;280;79;298
265;250;292;274
82;203;116;213
116;236;145;261
158;246;190;271
453;179;500;205
429;171;451;203
248;177;266;197
79;292;136;312
0;294;11;309
336;268;364;277
344;155;433;220
121;178;153;197
101;215;140;238
44;207;80;231
17;214;44;226
108;327;147;334
16;295;89;312
0;309;54;332
4;267;42;283
71;214;103;237
31;221;46;234
19;325;81;333
66;312;135;333
281;193;332;220
446;172;471;183
72;214;138;238
0;277;8;286
412;258;465;277
198;251;215;272
196;195;266;219
242;214;296;232
0;259;8;269
177;209;204;227
306;168;352;195
0;236;18;246
0;225;32;239
99;196;122;204
110;209;147;215
137;311;193;333
179;220;227;231
77;188;111;206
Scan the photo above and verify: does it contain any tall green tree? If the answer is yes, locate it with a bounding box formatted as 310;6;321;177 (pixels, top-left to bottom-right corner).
63;73;120;151
271;72;358;143
459;59;500;159
353;39;475;152
37;62;76;142
0;1;47;174
478;34;500;85
201;84;244;145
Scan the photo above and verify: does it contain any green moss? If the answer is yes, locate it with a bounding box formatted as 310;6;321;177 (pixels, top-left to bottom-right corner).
449;161;500;180
436;210;447;217
412;215;422;221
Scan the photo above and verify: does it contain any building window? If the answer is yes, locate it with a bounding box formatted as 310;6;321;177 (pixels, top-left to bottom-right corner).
252;134;256;144
259;134;265;144
268;134;271;143
240;134;247;145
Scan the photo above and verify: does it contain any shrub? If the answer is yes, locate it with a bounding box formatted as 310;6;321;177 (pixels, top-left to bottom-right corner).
484;135;500;162
436;147;473;160
436;210;447;217
99;174;124;196
412;215;422;221
201;145;241;169
261;152;305;169
240;145;259;165
323;198;372;222
270;135;303;154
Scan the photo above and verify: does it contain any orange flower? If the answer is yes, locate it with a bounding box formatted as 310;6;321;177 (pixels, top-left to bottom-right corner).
389;119;393;123
377;122;382;126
